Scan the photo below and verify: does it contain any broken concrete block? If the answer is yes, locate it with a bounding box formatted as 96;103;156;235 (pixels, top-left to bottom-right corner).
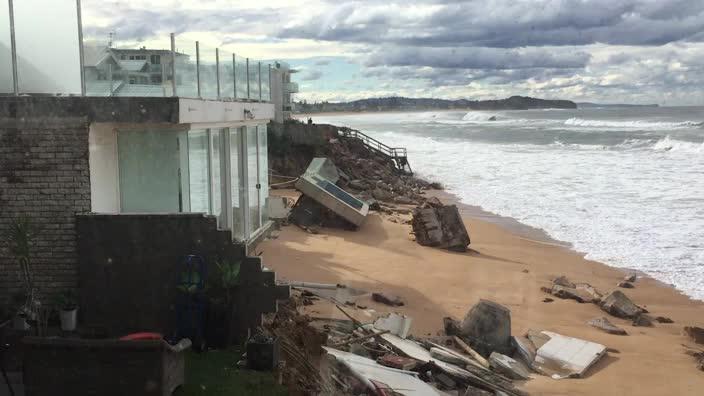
684;326;704;344
624;273;637;283
489;352;531;380
655;316;674;324
412;204;470;252
617;281;634;289
632;313;654;327
373;313;413;339
443;317;462;336
588;317;627;335
511;336;537;366
600;290;644;319
460;300;512;356
550;284;595;303
553;275;576;288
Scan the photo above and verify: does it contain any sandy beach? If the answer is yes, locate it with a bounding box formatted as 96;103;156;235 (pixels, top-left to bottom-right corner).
259;190;704;395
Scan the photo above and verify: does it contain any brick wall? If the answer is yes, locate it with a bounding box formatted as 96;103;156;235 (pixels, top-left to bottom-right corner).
0;117;91;307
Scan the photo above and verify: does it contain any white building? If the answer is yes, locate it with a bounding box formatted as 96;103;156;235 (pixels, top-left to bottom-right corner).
270;61;299;123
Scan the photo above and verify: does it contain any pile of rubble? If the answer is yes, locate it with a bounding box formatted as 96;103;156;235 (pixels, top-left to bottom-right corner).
265;287;614;396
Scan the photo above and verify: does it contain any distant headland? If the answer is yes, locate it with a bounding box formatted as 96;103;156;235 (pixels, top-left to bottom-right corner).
295;96;578;113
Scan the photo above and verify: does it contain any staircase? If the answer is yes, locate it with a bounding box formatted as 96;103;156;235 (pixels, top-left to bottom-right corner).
337;129;413;174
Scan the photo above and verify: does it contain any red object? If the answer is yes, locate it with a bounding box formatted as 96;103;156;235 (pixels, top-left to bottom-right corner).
119;332;163;341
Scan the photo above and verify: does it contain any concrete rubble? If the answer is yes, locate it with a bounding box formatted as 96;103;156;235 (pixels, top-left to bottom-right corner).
684;326;704;344
412;198;471;252
600;290;645;319
588;317;628;335
268;290;617;395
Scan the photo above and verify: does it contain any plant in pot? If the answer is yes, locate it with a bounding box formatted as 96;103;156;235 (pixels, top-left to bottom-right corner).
53;289;78;332
205;259;241;348
2;216;40;328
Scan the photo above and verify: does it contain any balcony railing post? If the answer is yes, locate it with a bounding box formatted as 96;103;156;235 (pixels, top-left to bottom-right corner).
8;0;18;95
246;58;250;99
196;41;201;98
76;0;86;96
170;33;177;97
258;62;262;102
215;48;220;99
232;53;236;99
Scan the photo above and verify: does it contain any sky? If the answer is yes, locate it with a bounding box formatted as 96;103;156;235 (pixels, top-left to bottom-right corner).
81;0;704;105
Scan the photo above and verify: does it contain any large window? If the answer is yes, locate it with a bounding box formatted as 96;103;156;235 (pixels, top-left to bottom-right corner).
258;125;269;226
247;126;261;234
117;129;184;212
188;130;210;213
230;127;244;240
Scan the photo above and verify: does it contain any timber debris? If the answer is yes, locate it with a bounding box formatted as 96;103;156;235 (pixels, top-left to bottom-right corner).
411;198;471;252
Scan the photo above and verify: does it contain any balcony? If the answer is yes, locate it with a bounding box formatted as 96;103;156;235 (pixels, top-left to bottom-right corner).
0;1;273;102
283;82;299;93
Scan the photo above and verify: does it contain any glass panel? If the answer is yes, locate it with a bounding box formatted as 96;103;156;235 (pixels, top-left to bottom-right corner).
230;128;244;240
247;126;260;233
13;0;81;94
235;57;248;99
258;125;269;226
210;129;224;225
188;129;210;213
0;0;13;92
261;64;271;101
248;60;260;100
174;38;198;98
199;43;218;99
219;50;235;100
117;129;182;212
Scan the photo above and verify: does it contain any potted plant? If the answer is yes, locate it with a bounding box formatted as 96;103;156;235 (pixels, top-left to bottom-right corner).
3;216;40;328
205;259;241;348
54;289;78;331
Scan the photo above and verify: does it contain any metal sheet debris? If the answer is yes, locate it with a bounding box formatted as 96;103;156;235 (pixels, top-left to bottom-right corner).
324;347;441;395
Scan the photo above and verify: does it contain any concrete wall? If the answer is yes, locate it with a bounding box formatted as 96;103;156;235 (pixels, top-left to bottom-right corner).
0;117;91;304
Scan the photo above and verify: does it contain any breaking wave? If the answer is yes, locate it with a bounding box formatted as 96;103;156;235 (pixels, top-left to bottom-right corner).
651;136;704;153
565;118;703;130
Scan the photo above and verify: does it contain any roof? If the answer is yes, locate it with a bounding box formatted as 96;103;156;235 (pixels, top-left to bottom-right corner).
83;44;119;67
119;60;149;72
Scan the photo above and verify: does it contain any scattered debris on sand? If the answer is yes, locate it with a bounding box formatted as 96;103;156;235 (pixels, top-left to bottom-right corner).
600;290;646;319
684;326;704;345
683;345;704;371
371;292;405;307
588;317;628;335
412;198;471;252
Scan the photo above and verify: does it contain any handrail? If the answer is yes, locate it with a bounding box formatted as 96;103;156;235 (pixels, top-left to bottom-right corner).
338;129;407;158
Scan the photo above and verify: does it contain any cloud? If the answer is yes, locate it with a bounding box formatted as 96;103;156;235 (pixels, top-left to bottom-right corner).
302;69;324;81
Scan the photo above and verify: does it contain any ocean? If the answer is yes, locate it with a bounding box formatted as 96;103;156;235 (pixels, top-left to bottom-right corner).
311;107;704;300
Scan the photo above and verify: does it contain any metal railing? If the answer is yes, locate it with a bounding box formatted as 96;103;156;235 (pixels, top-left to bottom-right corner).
338;129;408;159
0;1;277;101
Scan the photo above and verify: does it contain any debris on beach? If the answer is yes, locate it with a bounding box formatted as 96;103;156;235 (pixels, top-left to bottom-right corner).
371;292;405;307
624;273;637;283
617;281;635;289
411;198;471;252
532;331;607;379
291;158;369;231
599;290;646;319
460;300;513;357
684;326;704;344
588;317;628;335
631;313;655;327
683;345;704;371
541;277;602;304
655;316;674;324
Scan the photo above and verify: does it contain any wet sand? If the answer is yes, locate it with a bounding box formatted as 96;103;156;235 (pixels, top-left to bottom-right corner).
258;191;704;395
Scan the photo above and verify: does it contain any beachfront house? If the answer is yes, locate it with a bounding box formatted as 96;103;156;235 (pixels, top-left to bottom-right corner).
0;0;288;340
270;61;299;123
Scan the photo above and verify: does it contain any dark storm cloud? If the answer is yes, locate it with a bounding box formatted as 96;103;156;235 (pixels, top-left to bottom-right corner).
279;0;704;48
366;47;591;70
